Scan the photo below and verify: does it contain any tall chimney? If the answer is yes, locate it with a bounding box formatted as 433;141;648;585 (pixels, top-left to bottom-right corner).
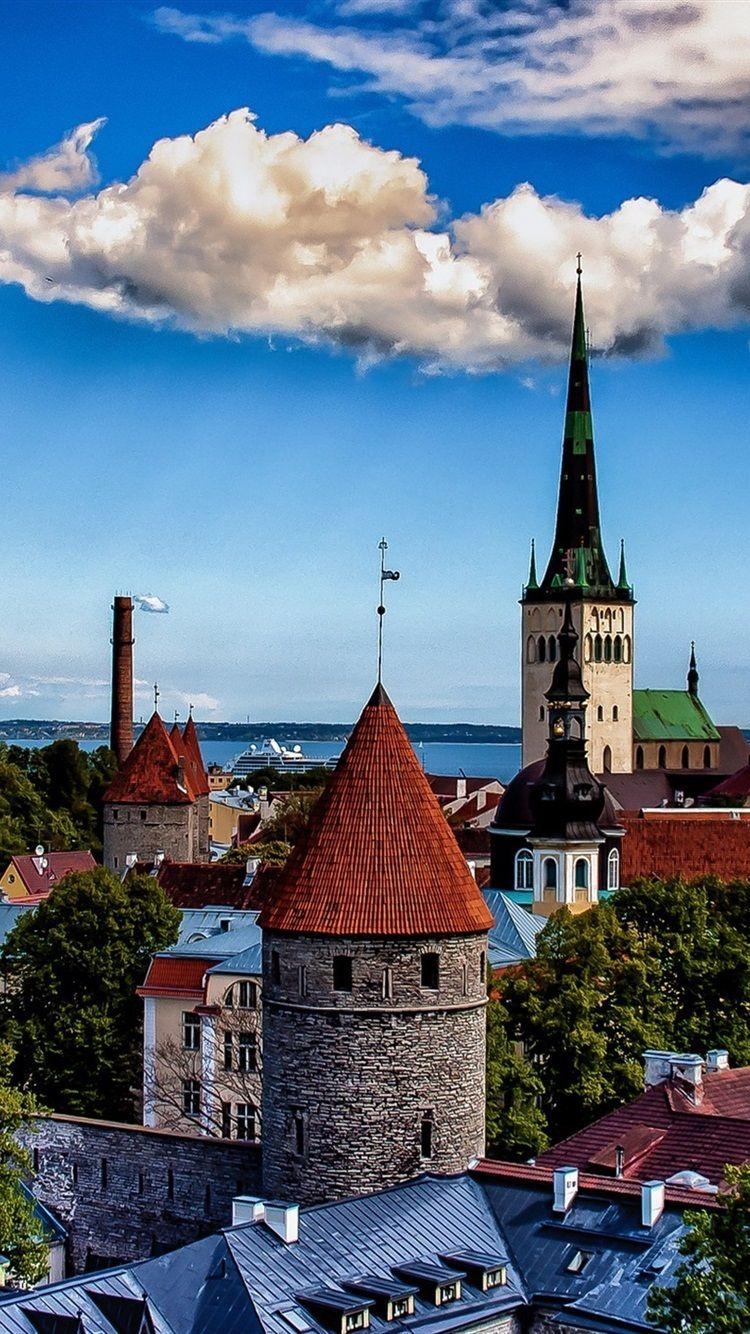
110;595;134;765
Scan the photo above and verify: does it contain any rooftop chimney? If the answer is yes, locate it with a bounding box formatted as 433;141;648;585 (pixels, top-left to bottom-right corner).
706;1049;730;1073
615;1145;625;1179
231;1195;265;1227
643;1050;703;1089
263;1200;299;1244
641;1180;665;1229
553;1166;578;1214
110;596;134;766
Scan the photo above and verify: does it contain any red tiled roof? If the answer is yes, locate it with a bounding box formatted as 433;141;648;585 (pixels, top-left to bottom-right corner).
156;860;255;909
620;810;750;883
536;1067;750;1186
181;716;210;797
103;713;196;805
258;684;494;938
136;955;210;998
703;764;750;801
5;851;96;899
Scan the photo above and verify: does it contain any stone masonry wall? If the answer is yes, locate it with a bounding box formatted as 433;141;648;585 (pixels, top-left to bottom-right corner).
22;1114;261;1274
262;932;488;1205
102;802;199;872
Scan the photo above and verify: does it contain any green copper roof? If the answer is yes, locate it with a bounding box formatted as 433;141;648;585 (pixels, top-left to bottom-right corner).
632;690;720;743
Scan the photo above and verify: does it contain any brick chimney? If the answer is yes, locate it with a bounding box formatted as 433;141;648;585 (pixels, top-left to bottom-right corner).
110;595;134;765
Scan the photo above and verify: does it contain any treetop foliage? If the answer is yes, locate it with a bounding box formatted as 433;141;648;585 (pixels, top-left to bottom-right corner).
0;1041;48;1285
0;740;117;863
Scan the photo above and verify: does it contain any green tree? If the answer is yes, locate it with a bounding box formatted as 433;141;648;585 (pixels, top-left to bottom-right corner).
260;789;321;845
220;838;291;866
0;758;80;867
648;1164;750;1332
615;877;750;1064
1;868;180;1120
501;903;672;1140
485;991;548;1160
0;1042;48;1285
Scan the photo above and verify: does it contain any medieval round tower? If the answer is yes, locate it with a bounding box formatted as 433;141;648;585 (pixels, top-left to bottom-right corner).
259;683;493;1205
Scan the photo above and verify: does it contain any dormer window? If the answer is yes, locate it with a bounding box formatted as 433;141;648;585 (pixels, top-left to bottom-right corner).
484;1268;507;1289
438;1284;459;1305
566;1249;592;1274
393;1261;464;1307
440;1249;507;1293
298;1290;372;1334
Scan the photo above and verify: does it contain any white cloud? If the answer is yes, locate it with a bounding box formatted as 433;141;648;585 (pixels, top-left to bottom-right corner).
134;594;170;613
1;109;750;372
0;118;106;194
176;691;219;712
154;1;750;155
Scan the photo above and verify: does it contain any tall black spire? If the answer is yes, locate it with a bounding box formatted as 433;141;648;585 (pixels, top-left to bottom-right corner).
539;263;616;596
687;642;699;697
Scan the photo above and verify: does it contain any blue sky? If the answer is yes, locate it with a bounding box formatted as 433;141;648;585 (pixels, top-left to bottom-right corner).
1;0;749;725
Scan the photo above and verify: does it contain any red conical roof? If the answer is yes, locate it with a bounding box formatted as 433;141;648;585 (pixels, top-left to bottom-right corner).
258;684;493;938
103;712;195;805
181;715;210;797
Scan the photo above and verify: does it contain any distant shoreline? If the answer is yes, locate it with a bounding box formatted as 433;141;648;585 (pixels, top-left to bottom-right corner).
0;719;522;746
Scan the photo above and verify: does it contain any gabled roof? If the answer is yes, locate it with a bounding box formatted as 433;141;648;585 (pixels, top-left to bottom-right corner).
156;860;255;909
182;716;210;797
2;851;96;901
103;713;196;805
537;1065;750;1186
632;689;720;742
136;956;211;999
619;809;750;884
259;684;493;938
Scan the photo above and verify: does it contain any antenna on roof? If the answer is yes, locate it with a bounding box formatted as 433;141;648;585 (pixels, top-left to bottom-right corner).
376;538;400;685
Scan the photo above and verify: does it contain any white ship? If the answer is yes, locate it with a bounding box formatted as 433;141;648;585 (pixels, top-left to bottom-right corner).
232;737;339;777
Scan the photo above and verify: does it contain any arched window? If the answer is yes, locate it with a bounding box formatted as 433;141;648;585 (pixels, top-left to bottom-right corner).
538;636;546;663
515;848;533;890
543;858;557;891
597;705;604;722
613;635;622;663
539;705;545;721
604;635;612;662
623;635;631;664
548;635;557;662
658;745;667;769
574;860;589;903
608;849;620;890
526;636;536;663
603;745;612;772
704;745;712;769
584;634;593;663
613;705;619;722
681;745;690;769
635;745;644;770
594;634;603;662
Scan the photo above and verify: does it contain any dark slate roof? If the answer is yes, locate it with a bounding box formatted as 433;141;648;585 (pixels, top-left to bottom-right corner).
0;1168;720;1334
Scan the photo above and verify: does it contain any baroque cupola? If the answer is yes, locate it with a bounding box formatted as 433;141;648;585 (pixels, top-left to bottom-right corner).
260;682;491;1205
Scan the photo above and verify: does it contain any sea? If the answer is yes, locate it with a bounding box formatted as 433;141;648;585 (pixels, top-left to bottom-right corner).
4;737;523;783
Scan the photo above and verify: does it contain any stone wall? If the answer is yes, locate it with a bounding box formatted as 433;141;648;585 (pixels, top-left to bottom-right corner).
262;931;487;1204
102;801;203;871
22;1114;261;1274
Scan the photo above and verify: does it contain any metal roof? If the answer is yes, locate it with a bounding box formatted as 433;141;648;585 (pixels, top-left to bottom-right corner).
0;901;36;947
484;891;545;968
1;1170;706;1333
632;690;720;743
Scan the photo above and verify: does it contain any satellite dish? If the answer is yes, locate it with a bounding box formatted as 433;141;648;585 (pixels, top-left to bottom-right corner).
34;844;44;857
293;745;302;754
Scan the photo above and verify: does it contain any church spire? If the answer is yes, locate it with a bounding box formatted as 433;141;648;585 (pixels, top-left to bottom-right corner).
687;641;699;697
540;262;615;595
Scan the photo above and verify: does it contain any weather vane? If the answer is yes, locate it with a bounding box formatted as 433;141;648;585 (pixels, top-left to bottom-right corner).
377;538;400;684
154;682;160;712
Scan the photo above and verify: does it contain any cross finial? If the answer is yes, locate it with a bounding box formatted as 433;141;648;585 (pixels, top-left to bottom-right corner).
576;251;582;276
376;538;400;685
188;701;194;718
174;709;179;724
154;682;160;712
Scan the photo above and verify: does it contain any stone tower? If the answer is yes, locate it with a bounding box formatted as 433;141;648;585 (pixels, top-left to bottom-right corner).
102;712;209;871
491;601;623;912
522;268;634;774
259;683;493;1205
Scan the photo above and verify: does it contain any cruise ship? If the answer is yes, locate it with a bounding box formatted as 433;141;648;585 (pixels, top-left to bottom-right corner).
232;737;339;778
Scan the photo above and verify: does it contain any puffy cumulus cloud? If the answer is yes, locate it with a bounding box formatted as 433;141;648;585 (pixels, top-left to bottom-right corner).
2;109;750;371
154;1;750;156
0;118;106;194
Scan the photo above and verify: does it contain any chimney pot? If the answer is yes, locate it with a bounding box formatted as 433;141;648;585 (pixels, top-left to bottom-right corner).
641;1180;665;1229
263;1200;299;1244
553;1166;578;1213
615;1145;625;1179
706;1049;729;1073
231;1195;265;1227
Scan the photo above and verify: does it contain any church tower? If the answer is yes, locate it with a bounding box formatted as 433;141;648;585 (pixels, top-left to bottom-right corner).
259;683;492;1205
521;266;634;774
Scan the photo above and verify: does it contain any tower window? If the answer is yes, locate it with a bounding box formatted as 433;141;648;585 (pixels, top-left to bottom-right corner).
608;849;620;891
548;635;557;662
574;858;589;890
543;858;557;893
421;953;440;989
420;1115;434;1159
623;635;631;664
539;705;545;721
635;745;644;770
479;950;486;983
527;636;537;663
584;633;593;663
597;705;604;721
681;745;690;769
382;966;393;1000
298;964;307;996
292;1108;306;1156
333;956;353;991
515;848;533;890
658;745;667;769
604;635;612;662
613;705;619;721
614;635;622;663
704;745;712;769
594;634;603;662
602;745;612;772
538;636;546;663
